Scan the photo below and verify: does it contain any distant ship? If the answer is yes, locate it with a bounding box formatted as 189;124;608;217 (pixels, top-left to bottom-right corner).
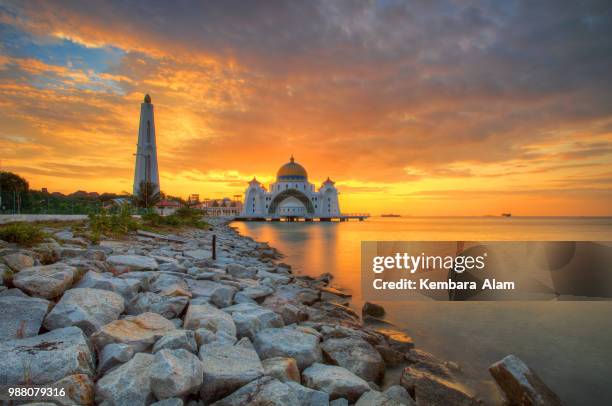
381;214;401;217
501;212;512;217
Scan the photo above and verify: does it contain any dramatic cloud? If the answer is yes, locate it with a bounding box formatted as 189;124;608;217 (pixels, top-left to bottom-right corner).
0;0;611;214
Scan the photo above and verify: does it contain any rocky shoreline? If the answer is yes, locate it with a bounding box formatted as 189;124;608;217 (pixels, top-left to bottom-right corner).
0;218;562;405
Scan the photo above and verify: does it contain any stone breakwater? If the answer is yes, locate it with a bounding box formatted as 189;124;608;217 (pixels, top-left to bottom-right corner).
0;219;562;405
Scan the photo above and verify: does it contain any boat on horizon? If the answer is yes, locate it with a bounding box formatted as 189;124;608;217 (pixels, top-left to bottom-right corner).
381;214;401;217
501;212;512;217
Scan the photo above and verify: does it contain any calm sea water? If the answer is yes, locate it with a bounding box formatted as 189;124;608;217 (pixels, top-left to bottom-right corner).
232;217;612;405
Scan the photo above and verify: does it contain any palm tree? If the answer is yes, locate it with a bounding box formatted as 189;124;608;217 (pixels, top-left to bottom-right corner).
132;181;161;209
0;171;29;213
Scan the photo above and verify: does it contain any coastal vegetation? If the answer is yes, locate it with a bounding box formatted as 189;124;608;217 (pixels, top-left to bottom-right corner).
0;222;46;246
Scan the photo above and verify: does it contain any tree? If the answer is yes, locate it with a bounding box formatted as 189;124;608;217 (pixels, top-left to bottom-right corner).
0;171;29;213
132;181;161;208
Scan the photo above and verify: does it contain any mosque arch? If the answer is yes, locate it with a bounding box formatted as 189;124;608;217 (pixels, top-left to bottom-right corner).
268;189;315;214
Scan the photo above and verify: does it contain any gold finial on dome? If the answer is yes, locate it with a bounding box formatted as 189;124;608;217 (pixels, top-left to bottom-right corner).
144;94;151;103
290;154;294;163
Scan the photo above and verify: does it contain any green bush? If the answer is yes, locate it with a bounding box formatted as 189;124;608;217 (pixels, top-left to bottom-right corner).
141;207;208;230
0;222;45;246
88;204;138;239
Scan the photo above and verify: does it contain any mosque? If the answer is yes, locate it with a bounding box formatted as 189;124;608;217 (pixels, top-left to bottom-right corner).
240;156;342;220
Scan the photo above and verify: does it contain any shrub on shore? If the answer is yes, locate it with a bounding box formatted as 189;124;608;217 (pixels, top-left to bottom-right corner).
0;222;46;246
88;205;139;242
141;207;209;230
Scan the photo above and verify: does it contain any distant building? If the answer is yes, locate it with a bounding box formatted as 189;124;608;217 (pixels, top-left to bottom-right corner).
199;197;242;217
133;94;160;195
188;194;200;204
240;156;340;219
154;199;182;216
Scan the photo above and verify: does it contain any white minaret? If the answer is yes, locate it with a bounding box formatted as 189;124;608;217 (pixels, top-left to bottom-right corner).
133;94;160;195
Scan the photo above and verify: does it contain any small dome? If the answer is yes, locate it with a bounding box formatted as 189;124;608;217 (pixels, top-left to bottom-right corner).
277;155;308;180
144;94;151;103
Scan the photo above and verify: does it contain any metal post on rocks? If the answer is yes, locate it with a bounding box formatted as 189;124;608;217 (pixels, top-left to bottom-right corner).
212;234;216;260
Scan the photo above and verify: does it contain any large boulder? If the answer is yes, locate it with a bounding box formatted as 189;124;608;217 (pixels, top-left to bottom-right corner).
75;270;141;300
0;295;50;341
183;303;237;338
126;292;188;319
226;263;257;279
376;328;415;353
153;329;198;354
0;326;95;384
489;355;562;406
91;312;176;352
211;376;299;406
43;288;124;336
107;255;158;273
356;390;413;406
52;374;95;406
263;357;300;383
400;367;478;406
321;337;385;383
302;363;370;402
2;252;35;271
223;302;284;340
149;273;189;293
285;381;330;406
98;343;135;375
150;349;204;399
95;353;155;405
199;339;264;403
253;327;323;370
187;279;236;308
13;263;76;299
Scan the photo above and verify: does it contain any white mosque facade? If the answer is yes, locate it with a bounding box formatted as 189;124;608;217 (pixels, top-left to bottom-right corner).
240;156;341;219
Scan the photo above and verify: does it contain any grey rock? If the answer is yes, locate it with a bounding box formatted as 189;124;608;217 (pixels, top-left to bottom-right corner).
322;337;385;383
150;349;204;399
43;288;124;336
107;254;158;273
149;273;188;293
210;376;299;406
489;354;562;406
153;329;197;353
254;327;323;370
95;353;155;405
194;328;237;347
187;279;236;308
91;312;176;352
286;381;330;406
302;363;370;402
151;399;184;406
223;302;284;340
0;295;50;341
226;263;257;279
126;292;188;319
184;249;210;260
0;326;95;384
199;339;264;403
51;373;95;406
75;271;141;300
183;303;237;339
356;390;410;406
2;252;35;271
262;357;300;383
376;328;415;353
13;263;76;299
330;398;349;406
384;385;415;405
98;343;135;375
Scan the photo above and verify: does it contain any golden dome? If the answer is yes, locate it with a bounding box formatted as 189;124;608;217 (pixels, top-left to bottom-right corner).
277;155;308;180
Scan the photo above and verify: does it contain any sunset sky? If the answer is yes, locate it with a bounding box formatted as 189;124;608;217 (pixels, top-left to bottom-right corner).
1;1;611;215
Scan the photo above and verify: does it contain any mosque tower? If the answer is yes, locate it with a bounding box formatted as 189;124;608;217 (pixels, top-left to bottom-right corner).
133;94;160;195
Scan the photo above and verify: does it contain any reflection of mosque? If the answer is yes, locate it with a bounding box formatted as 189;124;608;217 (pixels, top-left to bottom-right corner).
239;156;341;220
